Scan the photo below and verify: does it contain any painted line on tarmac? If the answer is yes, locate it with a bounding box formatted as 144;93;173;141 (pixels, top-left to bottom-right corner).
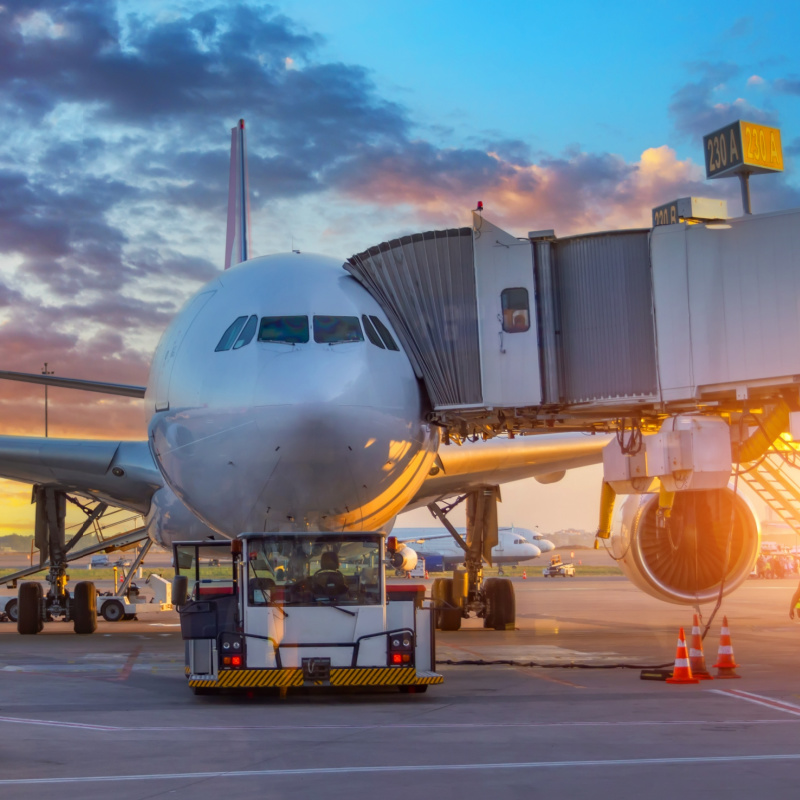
4;753;800;784
711;689;800;717
2;716;800;732
0;716;119;731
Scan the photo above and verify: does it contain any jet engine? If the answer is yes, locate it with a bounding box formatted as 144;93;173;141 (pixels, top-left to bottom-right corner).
607;487;760;605
388;544;418;573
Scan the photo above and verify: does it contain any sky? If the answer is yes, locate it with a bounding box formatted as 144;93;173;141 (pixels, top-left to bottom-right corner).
1;0;799;537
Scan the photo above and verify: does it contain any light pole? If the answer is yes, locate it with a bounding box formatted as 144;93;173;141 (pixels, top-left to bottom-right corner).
42;362;53;437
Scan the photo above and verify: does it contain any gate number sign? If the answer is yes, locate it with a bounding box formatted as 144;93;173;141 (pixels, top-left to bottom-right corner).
703;120;783;179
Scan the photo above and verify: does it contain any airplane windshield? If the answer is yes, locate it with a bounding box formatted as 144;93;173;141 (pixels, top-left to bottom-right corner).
258;316;309;344
246;534;382;607
313;315;364;344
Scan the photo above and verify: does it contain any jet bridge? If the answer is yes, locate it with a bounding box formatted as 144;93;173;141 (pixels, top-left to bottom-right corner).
345;206;800;438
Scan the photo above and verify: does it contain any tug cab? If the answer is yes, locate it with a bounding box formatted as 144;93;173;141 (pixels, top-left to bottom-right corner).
173;532;442;694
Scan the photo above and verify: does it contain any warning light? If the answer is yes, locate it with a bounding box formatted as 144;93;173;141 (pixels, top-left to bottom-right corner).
476;201;483;212
231;655;242;667
239;119;245;129
391;653;403;664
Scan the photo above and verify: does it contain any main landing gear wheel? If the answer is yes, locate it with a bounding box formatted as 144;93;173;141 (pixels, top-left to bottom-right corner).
72;581;97;635
101;599;124;622
483;577;516;630
5;598;18;623
431;577;462;631
17;582;43;635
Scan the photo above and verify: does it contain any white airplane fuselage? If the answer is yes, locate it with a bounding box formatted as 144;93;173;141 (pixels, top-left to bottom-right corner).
395;527;543;567
147;254;438;539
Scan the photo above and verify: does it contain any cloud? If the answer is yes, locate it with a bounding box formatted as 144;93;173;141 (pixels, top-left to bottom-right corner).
668;63;777;139
774;77;800;96
746;75;765;87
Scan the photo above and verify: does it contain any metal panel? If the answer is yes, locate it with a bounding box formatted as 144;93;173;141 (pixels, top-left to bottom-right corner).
554;230;657;404
653;207;800;401
346;229;482;408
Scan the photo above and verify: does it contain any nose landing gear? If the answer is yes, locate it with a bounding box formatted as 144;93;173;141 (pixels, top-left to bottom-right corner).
427;486;516;632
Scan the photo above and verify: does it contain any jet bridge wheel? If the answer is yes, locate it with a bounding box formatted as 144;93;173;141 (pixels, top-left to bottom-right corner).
431;578;462;631
483;578;515;631
73;581;97;635
17;582;43;635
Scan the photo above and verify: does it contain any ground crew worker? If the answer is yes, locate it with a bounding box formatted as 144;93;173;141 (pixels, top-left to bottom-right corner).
789;580;800;620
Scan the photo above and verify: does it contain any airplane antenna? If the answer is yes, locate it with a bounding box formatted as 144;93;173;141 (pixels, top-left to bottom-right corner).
224;119;252;270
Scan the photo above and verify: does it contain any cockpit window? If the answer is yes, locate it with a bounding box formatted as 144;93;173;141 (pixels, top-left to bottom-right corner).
313;315;364;344
215;316;248;352
232;315;258;350
258;316;310;344
361;315;385;349
369;316;399;351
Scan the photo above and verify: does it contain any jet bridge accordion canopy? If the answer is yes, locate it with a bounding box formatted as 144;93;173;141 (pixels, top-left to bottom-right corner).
346;227;483;409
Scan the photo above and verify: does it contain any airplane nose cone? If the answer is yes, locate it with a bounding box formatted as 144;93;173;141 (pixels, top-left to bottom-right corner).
536;539;555;553
527;544;541;558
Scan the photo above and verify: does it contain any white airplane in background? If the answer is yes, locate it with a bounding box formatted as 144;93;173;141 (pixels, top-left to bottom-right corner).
394;525;553;571
0;120;608;631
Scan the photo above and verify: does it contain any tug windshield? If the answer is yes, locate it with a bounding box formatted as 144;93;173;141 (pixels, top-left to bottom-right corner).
245;534;382;607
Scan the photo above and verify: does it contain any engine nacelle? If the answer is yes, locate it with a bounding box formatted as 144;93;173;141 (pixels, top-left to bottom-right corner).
608;487;760;605
389;544;418;572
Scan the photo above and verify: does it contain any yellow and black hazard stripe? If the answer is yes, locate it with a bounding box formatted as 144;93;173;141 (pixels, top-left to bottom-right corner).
188;667;443;689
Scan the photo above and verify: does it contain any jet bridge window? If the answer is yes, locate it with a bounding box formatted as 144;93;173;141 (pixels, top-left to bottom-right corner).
215;316;248;351
369;315;400;351
313;315;364;344
258;316;310;344
501;288;530;333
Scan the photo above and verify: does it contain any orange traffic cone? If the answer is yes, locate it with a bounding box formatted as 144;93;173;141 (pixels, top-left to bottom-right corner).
712;616;741;679
666;627;699;684
688;614;713;680
424;570;429;579
522;570;527;580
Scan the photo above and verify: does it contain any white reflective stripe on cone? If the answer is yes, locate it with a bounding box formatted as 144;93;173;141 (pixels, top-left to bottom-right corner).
674;659;691;667
718;646;734;654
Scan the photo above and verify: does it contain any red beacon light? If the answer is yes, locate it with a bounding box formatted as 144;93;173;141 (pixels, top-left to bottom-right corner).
476;201;483;212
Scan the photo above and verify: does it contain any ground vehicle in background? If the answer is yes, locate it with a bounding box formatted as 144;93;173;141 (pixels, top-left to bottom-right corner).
543;554;575;578
172;532;442;695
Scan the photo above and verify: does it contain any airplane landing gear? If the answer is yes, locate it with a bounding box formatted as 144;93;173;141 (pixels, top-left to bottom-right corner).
15;487;103;635
427;486;516;632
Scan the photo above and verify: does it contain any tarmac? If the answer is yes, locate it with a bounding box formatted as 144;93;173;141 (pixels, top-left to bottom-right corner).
1;574;799;799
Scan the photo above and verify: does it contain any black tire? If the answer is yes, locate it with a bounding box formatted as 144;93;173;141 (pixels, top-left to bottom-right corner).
5;598;18;623
431;578;461;631
483;577;499;629
495;578;516;630
17;582;42;635
101;599;124;622
484;577;515;630
73;581;97;635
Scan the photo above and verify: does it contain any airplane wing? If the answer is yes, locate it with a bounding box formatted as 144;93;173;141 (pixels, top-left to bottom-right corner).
406;432;609;509
0;370;146;398
0;436;162;513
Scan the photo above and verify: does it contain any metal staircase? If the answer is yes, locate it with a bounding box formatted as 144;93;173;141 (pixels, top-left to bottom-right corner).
740;439;800;538
2;502;149;587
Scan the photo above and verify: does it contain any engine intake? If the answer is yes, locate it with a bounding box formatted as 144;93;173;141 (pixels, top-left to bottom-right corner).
608;487;759;605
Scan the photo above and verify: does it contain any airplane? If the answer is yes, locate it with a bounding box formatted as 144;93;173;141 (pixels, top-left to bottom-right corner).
395;527;541;571
1;119;749;635
393;525;552;572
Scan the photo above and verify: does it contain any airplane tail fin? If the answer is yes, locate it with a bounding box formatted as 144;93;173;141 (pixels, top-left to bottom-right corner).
224;118;252;270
